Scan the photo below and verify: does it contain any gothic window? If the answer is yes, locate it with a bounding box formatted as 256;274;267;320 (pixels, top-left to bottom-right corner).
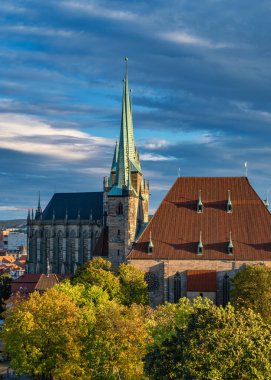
69;230;76;273
44;231;50;270
223;274;230;306
117;202;123;215
174;272;182;303
57;231;63;265
83;230;89;263
95;231;99;245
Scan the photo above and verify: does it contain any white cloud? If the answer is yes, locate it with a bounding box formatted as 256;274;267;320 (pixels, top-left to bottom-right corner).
0;206;27;211
141;153;177;161
143;139;170;150
0;113;113;161
1;25;76;38
61;1;137;21
161;31;231;49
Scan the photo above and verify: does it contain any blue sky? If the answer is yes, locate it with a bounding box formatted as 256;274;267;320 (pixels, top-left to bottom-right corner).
0;0;271;219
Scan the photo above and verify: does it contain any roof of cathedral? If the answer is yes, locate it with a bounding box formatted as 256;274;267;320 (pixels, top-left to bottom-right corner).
128;177;271;260
41;192;103;221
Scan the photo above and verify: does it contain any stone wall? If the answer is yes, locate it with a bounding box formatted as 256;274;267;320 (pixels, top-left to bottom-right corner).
129;258;271;307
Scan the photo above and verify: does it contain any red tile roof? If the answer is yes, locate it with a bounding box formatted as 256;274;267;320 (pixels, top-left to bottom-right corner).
187;270;216;292
11;274;62;294
128;177;271;260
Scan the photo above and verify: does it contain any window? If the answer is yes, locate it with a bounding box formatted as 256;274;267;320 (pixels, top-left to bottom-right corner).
174;272;182;303
117;249;120;256
223;274;230;306
117;202;123;215
117;229;120;236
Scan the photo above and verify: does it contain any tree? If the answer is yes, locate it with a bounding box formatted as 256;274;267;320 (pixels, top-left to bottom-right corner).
72;257;121;300
85;301;152;379
118;263;148;306
145;298;271;379
3;287;92;379
0;273;11;313
231;264;271;322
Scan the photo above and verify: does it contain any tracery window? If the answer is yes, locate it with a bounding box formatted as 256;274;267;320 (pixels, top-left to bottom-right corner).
174;272;182;303
223;273;230;306
117;202;123;215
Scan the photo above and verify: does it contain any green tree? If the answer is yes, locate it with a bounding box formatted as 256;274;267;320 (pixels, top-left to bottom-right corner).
72;257;121;300
145;298;271;379
85;301;152;379
3;287;92;379
231;264;271;322
0;273;11;313
119;263;148;306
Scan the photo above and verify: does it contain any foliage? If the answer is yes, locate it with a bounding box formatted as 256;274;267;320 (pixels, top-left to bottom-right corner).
72;257;121;300
145;298;271;380
73;258;149;306
231;264;271;323
85;302;152;379
119;263;148;306
0;273;11;313
3;287;92;379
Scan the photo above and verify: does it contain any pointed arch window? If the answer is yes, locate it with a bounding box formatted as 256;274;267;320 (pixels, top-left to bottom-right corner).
117;202;123;215
223;274;230;306
83;230;89;263
174;272;182;303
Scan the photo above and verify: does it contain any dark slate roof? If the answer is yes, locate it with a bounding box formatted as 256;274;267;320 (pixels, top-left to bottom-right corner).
41;192;103;221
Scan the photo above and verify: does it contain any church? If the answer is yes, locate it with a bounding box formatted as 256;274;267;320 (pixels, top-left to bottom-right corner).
27;63;149;275
27;63;271;307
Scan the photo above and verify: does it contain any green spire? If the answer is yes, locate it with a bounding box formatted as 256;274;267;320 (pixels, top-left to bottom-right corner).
115;58;141;190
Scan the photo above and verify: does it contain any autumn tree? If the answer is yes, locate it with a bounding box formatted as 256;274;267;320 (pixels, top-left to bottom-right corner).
145;298;271;379
72;257;121;300
3;287;92;380
118;263;148;306
231;264;271;323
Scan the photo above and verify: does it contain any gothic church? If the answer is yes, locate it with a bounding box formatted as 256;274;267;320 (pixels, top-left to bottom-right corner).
27;64;149;274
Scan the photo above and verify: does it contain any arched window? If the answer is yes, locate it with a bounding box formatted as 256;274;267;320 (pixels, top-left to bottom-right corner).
223;274;230;306
174;272;182;303
117;202;123;215
57;231;63;265
83;230;89;263
69;230;76;273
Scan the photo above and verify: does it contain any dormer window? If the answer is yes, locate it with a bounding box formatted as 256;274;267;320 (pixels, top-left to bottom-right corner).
197;190;203;213
117;202;123;215
148;232;154;254
228;232;234;255
227;190;233;213
197;231;203;255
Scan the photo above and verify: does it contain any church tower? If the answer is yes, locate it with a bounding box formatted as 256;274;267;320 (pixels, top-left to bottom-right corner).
104;59;149;266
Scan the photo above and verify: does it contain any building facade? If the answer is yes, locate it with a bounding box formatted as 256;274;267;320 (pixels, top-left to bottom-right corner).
128;177;271;306
27;63;149;274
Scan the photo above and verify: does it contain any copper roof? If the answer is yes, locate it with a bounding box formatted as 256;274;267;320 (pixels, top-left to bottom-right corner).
187;270;216;292
128;177;271;260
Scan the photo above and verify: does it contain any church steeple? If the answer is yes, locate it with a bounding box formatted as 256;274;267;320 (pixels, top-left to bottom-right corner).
35;192;42;220
114;57;141;192
105;59;149;266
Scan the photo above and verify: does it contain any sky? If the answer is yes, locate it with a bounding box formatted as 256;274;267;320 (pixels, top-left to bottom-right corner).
0;0;271;219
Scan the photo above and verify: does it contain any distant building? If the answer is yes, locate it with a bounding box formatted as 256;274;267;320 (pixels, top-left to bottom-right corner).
128;177;271;306
27;61;149;274
11;273;62;295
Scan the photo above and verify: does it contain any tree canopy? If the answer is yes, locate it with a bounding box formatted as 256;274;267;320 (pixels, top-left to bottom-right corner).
231;264;271;322
145;298;271;380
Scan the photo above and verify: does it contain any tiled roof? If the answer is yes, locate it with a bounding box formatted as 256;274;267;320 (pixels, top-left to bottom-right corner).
11;273;62;293
128;177;271;260
41;192;103;220
93;227;108;257
187;270;216;292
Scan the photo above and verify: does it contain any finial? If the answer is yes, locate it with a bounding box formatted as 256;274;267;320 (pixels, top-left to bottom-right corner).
264;191;269;209
197;231;203;255
178;168;181;177
228;231;234;255
52;210;55;221
148;231;154;254
65;208;68;221
89;209;93;221
27;209;30;221
244;161;248;177
124;57;128;74
77;209;81;220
